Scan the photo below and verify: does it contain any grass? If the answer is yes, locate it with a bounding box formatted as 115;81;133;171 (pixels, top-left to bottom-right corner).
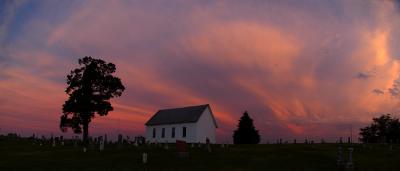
0;138;399;171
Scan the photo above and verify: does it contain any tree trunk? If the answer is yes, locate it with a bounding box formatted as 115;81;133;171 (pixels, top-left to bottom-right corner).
83;122;89;148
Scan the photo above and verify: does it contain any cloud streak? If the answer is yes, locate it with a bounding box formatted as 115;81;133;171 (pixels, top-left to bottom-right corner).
1;0;400;142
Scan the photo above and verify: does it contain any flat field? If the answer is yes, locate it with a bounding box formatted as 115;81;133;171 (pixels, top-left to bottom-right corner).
0;138;399;171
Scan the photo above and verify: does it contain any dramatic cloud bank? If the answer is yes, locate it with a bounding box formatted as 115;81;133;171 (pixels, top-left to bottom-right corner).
1;0;400;142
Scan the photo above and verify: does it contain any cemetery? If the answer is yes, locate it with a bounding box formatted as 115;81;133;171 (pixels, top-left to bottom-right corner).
1;134;399;171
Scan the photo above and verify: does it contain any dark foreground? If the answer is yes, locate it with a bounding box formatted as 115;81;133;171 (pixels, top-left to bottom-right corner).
0;138;399;171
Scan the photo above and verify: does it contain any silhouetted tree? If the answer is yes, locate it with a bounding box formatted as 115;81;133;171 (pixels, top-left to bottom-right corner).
60;56;125;147
359;114;400;143
233;111;260;144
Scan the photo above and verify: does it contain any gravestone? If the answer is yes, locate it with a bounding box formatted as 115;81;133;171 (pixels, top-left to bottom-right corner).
104;134;108;144
118;134;123;144
41;135;46;144
89;137;95;149
134;141;138;147
51;134;55;147
346;148;354;170
31;134;36;145
117;134;123;149
139;136;146;145
100;139;104;151
206;138;211;153
337;146;344;166
191;143;194;148
176;140;189;158
60;136;64;146
83;147;87;153
134;136;144;145
142;153;148;164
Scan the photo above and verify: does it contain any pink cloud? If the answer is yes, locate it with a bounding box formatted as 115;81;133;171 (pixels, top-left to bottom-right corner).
1;0;400;142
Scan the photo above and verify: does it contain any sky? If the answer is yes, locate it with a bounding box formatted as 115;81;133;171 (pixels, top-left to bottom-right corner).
0;0;400;143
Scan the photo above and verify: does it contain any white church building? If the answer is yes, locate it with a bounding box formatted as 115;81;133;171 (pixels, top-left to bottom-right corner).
145;104;218;143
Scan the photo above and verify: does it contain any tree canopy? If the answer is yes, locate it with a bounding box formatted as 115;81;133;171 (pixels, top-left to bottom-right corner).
60;56;125;145
233;111;260;144
359;114;400;143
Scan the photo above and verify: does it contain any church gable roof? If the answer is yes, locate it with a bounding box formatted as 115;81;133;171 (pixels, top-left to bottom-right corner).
145;104;211;126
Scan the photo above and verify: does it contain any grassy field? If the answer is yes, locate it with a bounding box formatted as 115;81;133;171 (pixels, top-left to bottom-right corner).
1;138;399;171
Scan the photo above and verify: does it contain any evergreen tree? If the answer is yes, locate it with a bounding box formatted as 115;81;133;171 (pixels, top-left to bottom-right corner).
233;111;260;144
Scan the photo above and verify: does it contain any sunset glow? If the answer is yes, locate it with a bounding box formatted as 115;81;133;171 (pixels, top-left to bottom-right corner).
1;0;400;143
